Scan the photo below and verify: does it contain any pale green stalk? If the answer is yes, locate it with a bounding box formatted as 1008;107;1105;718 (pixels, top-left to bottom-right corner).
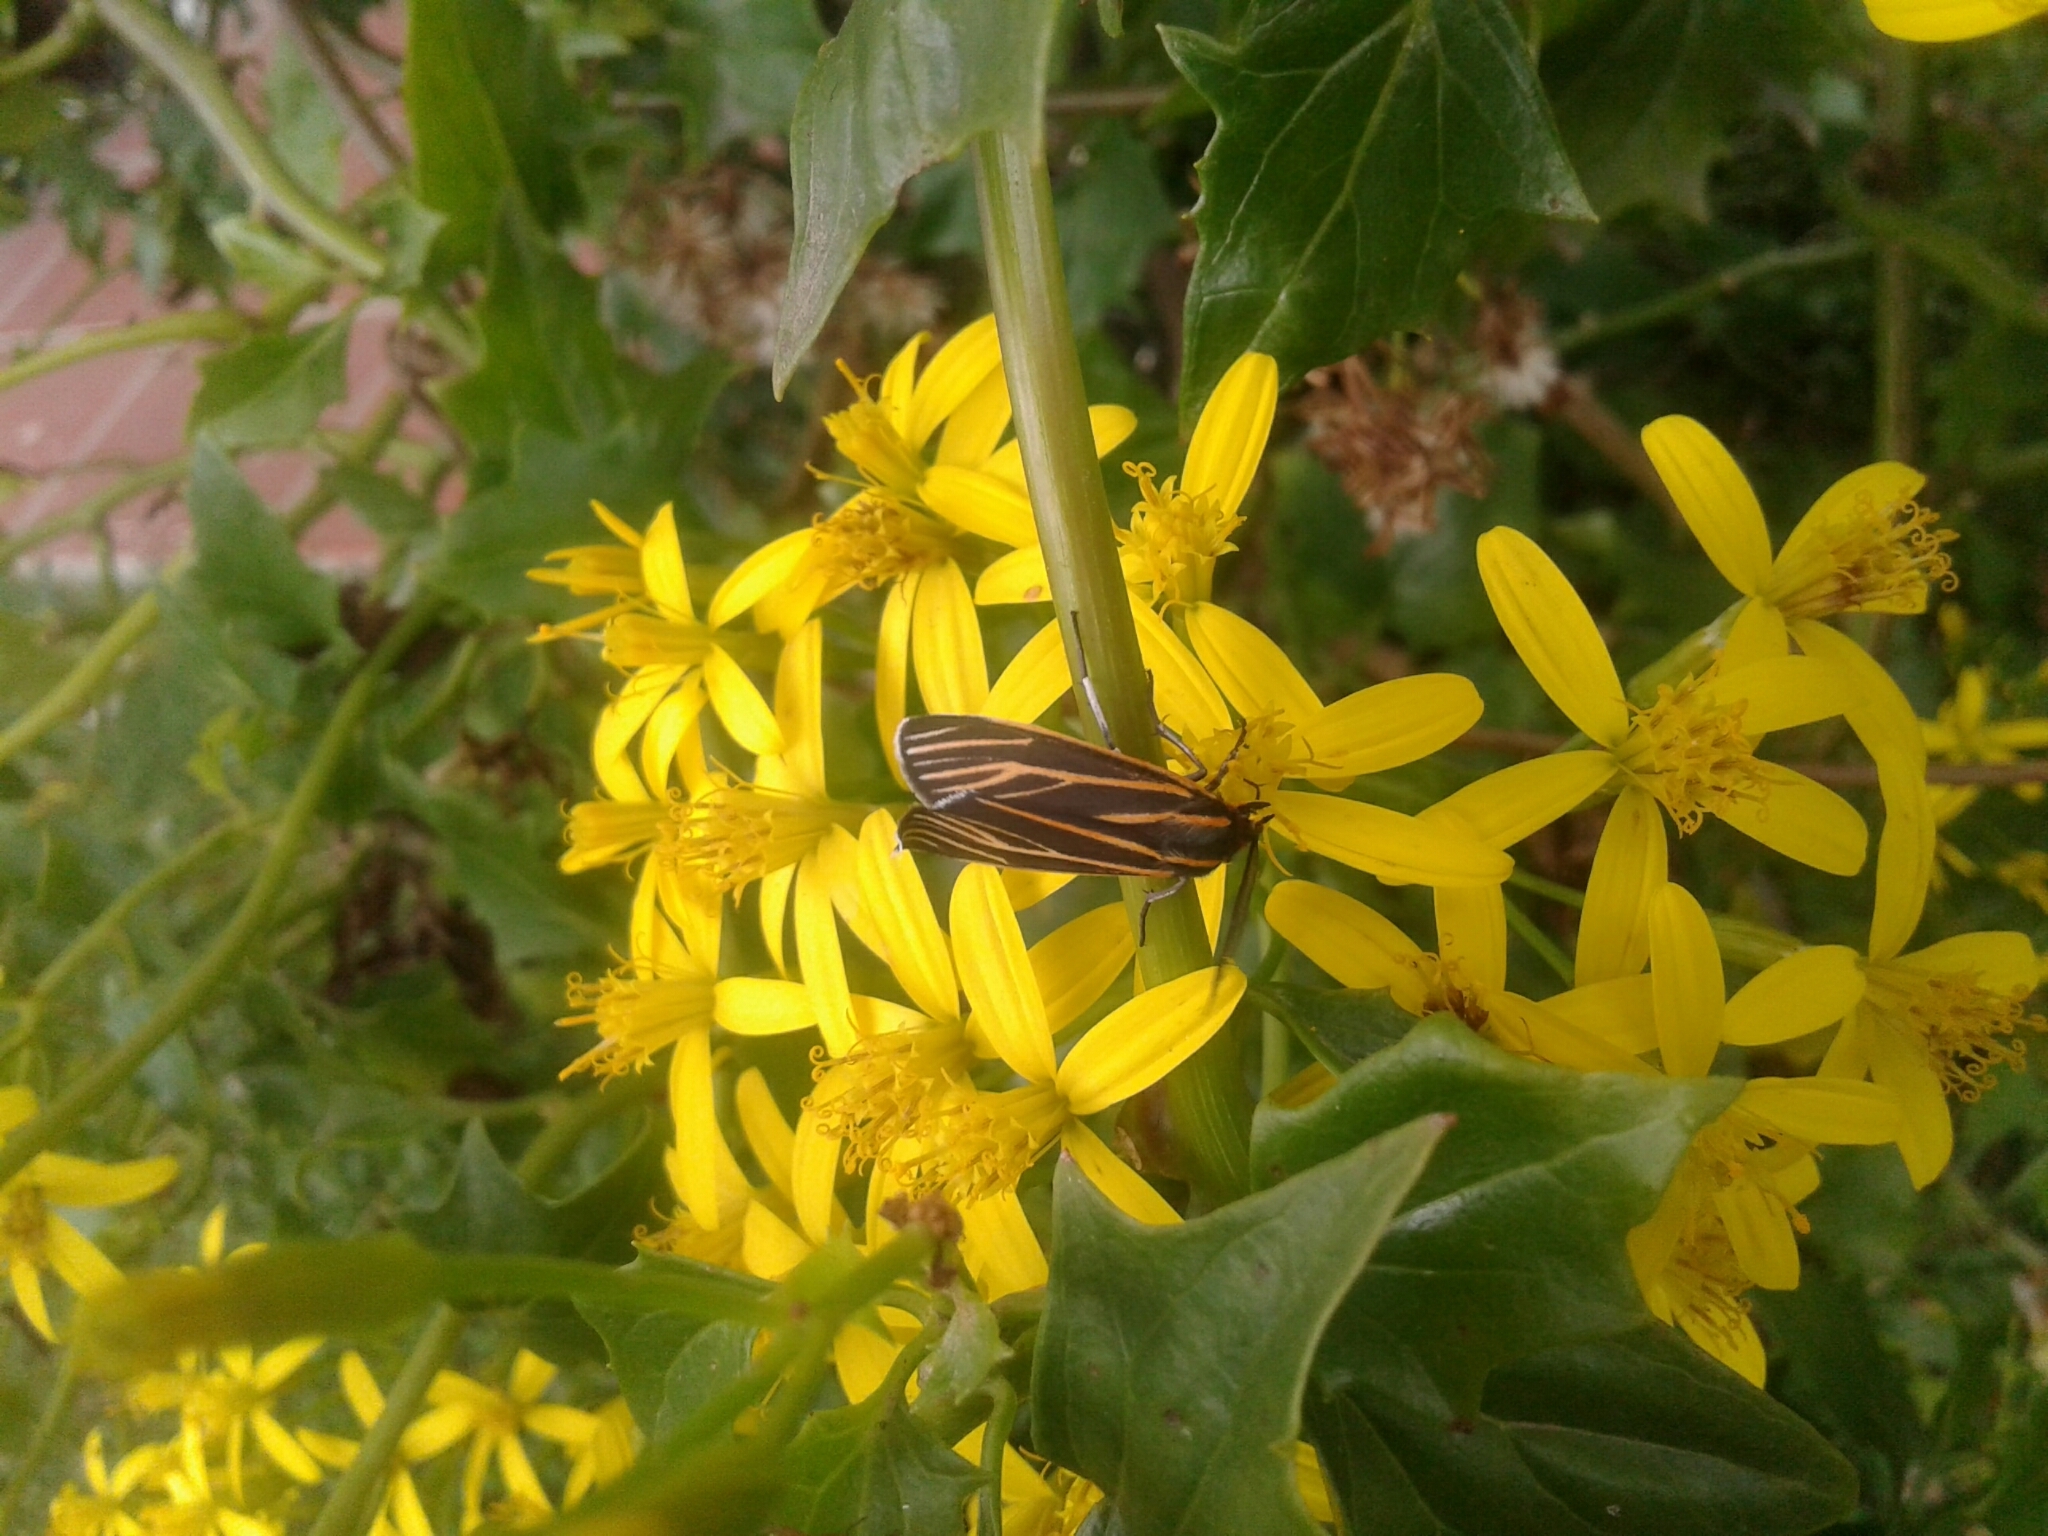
0;458;189;569
0;311;247;396
0;591;162;774
302;1306;466;1536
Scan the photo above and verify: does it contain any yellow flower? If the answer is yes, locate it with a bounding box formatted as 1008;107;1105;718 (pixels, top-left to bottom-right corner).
555;1398;640;1508
1923;665;2048;811
292;1353;437;1536
1264;879;1656;1074
1864;0;2047;38
808;816;1206;1223
537;502;785;780
125;1337;327;1505
138;1423;283;1536
1444;527;1866;984
525;499;646;634
710;319;1134;756
46;1430;165;1536
1618;885;1899;1386
1643;416;1949;949
0;1087;176;1342
401;1350;574;1534
957;1424;1105;1536
1819;869;2045;1189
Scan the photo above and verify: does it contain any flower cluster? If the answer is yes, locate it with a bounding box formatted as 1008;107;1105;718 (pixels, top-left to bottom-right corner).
47;1211;636;1536
520;316;2040;1536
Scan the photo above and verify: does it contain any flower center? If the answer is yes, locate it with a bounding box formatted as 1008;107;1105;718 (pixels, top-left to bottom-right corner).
1;1178;48;1261
885;1083;1065;1206
561;795;675;874
807;1023;981;1176
664;782;855;893
823;369;928;499
1863;962;2046;1101
1658;1207;1756;1356
1763;494;1957;621
600;614;715;671
1179;715;1293;806
559;969;716;1079
183;1373;266;1439
1117;462;1240;607
1617;670;1769;834
1415;953;1492;1033
806;493;953;592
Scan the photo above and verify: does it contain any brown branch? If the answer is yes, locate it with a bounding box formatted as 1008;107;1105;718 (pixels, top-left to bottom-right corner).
1540;375;1681;526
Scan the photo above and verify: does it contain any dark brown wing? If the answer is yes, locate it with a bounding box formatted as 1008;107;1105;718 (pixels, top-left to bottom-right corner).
894;715;1249;876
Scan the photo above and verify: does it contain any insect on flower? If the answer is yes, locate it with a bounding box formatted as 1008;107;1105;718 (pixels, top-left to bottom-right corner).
894;713;1272;949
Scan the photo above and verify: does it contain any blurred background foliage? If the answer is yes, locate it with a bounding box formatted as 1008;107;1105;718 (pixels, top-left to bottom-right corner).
0;0;2045;1529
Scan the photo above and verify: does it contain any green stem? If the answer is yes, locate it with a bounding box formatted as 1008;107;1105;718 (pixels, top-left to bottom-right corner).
0;1351;78;1534
302;1306;465;1536
977;1377;1017;1536
0;311;247;396
1503;895;1573;986
1871;38;1923;464
1556;239;1870;354
1706;913;1801;970
0;458;189;568
0;1;95;85
1260;1014;1291;1098
1506;868;1586;910
0;814;257;1058
0;590;161;774
91;0;386;280
971;125;1247;1203
0;600;441;1189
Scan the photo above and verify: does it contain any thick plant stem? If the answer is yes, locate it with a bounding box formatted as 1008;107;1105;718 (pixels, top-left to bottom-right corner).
0;599;442;1189
971;128;1248;1201
0;310;247;397
92;0;385;279
302;1306;465;1536
0;590;161;773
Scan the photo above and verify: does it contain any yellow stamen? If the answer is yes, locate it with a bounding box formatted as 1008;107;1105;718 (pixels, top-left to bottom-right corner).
807;1023;981;1174
886;1083;1064;1206
806;492;954;592
1117;461;1241;607
823;364;927;497
662;781;858;893
558;969;715;1079
1863;962;2046;1101
1617;669;1769;833
1766;496;1957;620
1;1179;48;1266
1179;715;1294;807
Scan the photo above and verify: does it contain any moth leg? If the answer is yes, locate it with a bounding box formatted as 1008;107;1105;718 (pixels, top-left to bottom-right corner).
1201;720;1253;793
1138;874;1188;947
1071;609;1117;747
1154;712;1208;780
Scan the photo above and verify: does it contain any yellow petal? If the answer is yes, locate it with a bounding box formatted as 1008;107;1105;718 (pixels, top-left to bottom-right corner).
1491;994;1654;1074
1648;883;1725;1080
670;1030;720;1229
0;1086;37;1137
774;620;825;797
1680;1304;1767;1388
1185;352;1278;518
1738;1077;1898;1146
1130;598;1232;736
1862;1019;1951;1187
1060;1122;1179;1225
593;668;673;803
935;361;1011;468
791;1104;843;1246
640;503;693;621
1263;880;1422;990
958;1191;1048;1299
734;1070;795;1199
856;811;958;1022
1543;974;1657;1053
974;545;1054;605
1778;1153;1821;1206
1424;751;1618;848
42;1215;120;1296
742;1202;813;1281
1712;654;1847;736
1003;867;1073;911
1718;766;1867;876
1031;903;1135;1033
1183;602;1323;728
821;823;894;967
1434;883;1506;994
876;575;916;781
1055;966;1246;1114
1713;1181;1800;1292
1306;674;1484;776
1771;462;1929;611
796;851;855;1058
1720;598;1788;672
30;1153;177;1208
714;978;817;1036
1476;527;1628;747
951;865;1059;1084
1864;0;2047;39
1640;416;1772;595
1722;946;1866;1047
641;681;707;797
709;528;814;629
833;1319;904;1405
1271;792;1513;888
253;1409;325;1484
1198;864;1226;948
760;861;795;978
1896;930;2039;992
986;618;1071;725
905;315;1001;450
1576;785;1666;985
10;1256;52;1341
911;560;989;715
922;465;1039;546
702;647;784;756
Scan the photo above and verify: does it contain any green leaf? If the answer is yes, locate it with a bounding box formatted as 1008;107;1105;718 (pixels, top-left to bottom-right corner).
1033;1114;1450;1536
578;1258;776;1432
543;1113;671;1264
772;0;1063;392
404;0;584;272
209;215;333;300
911;1287;1004;1420
654;1321;760;1437
1058;123;1180;333
186;441;341;652
1308;1324;1859;1536
326;464;437;542
775;1394;986;1536
403;1119;555;1254
1255;1017;1735;1410
188;317;350;452
1254;981;1420;1074
675;0;829;151
265;35;345;209
409;784;617;961
1163;0;1592;417
1544;0;1828;220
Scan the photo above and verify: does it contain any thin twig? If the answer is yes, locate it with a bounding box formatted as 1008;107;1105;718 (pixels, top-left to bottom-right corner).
1540;375;1680;525
1044;86;1174;116
0;458;189;569
0;591;162;773
0;310;248;396
302;1307;466;1536
1555;238;1870;354
269;0;401;175
0;1;95;86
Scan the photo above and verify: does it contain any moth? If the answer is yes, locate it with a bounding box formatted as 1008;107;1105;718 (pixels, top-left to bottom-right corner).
894;713;1271;948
